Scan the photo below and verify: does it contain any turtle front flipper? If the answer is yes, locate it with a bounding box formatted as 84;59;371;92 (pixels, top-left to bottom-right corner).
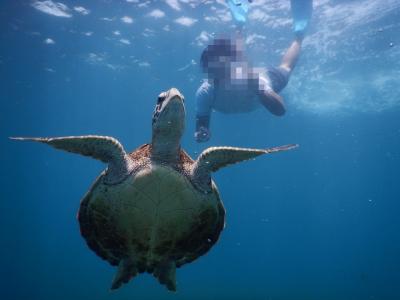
191;144;298;192
10;135;133;183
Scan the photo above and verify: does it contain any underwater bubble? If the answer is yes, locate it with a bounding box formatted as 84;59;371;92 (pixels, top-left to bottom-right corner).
44;38;55;44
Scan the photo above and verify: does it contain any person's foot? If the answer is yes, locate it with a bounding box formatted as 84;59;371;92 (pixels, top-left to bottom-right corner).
291;0;312;38
195;126;211;143
294;20;308;39
259;88;286;116
227;0;249;24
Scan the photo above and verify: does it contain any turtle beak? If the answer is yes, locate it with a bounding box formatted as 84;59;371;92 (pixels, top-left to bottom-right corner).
160;88;185;122
166;87;185;111
152;88;185;138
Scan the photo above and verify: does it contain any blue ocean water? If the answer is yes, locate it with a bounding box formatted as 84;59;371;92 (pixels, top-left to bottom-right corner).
1;1;400;299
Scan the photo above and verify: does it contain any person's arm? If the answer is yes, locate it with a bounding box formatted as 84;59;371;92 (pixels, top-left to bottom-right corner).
195;81;214;143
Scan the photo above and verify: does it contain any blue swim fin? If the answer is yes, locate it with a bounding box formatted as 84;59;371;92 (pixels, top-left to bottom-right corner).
291;0;313;37
227;0;250;24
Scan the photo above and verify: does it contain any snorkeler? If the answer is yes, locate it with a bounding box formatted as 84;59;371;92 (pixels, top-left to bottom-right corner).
194;0;313;143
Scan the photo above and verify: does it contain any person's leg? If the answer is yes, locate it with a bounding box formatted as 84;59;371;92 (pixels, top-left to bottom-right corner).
256;74;286;116
256;41;299;116
258;88;286;116
279;36;303;73
258;0;311;115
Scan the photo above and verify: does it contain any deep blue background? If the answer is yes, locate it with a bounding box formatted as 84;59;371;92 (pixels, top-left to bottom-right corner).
1;1;400;299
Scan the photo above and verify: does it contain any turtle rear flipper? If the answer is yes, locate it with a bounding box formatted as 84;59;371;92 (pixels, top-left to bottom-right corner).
10;135;133;183
111;258;138;290
153;261;177;291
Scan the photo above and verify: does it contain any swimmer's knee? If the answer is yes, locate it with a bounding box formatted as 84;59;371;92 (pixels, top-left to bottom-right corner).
279;64;292;75
271;105;286;116
259;90;286;116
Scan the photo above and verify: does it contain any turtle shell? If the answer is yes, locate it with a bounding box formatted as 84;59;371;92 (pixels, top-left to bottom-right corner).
78;144;225;273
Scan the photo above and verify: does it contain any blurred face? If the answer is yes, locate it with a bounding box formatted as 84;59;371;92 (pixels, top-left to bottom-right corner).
201;38;245;80
204;56;233;79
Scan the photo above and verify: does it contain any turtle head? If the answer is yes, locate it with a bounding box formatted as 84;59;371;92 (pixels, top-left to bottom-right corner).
151;88;185;159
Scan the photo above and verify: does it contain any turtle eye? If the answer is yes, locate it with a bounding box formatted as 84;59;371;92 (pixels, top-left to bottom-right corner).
157;92;167;104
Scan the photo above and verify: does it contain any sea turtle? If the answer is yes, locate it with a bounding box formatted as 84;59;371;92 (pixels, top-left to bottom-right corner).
12;88;297;291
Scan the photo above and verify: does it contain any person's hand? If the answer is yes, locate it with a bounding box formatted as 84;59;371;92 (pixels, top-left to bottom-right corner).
194;126;211;143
